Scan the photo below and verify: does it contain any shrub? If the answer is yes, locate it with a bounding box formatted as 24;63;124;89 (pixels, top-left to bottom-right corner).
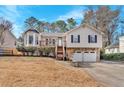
16;46;26;55
38;47;43;56
16;46;25;52
100;49;105;59
17;46;55;57
42;47;55;57
16;46;37;56
24;47;37;56
49;47;55;57
102;53;124;61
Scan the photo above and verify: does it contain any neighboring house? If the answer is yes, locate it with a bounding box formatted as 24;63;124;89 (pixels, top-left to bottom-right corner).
105;44;119;54
23;24;103;62
0;30;19;55
105;36;124;54
1;30;17;48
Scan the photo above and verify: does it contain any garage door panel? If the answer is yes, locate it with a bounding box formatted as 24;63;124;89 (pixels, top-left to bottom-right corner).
72;53;83;62
84;52;96;62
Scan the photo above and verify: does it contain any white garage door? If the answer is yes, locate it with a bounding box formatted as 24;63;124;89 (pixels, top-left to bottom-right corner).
83;52;96;62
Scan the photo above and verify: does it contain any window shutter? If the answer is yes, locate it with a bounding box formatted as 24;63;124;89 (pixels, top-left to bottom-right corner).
88;35;90;43
71;35;73;43
78;35;80;43
95;35;97;43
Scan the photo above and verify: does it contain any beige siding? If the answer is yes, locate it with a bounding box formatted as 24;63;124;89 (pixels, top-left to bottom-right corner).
66;26;102;48
1;31;16;48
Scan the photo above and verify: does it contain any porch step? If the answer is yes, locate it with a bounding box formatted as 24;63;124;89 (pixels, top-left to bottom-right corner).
56;45;65;60
57;51;63;53
57;54;63;60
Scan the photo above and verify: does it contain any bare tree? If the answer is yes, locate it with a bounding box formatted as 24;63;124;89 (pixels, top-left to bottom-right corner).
82;6;120;47
0;17;13;47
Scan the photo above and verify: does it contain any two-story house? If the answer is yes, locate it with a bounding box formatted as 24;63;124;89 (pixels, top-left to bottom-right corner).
23;24;103;62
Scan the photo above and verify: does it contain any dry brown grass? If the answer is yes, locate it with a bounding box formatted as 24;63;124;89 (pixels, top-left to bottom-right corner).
0;57;101;87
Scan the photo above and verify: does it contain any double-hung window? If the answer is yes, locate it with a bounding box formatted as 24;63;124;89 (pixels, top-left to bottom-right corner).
29;35;33;44
71;35;80;43
88;35;97;43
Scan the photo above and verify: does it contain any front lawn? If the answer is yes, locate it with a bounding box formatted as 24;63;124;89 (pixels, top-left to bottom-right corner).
0;57;101;87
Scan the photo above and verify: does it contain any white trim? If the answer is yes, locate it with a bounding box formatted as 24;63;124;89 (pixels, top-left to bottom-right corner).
33;33;35;46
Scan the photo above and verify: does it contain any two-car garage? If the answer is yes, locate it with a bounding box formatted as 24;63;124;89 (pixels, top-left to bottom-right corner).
72;51;97;62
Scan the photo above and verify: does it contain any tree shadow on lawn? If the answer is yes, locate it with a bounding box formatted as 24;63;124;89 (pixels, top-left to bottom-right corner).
71;62;94;68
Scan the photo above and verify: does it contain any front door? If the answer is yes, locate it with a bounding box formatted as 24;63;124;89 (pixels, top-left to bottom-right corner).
58;37;62;46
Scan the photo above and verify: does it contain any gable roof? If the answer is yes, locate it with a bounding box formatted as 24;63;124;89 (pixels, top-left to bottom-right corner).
65;23;104;35
24;29;39;34
8;31;17;40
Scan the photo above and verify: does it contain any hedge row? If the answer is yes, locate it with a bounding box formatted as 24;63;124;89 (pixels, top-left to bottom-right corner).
102;53;124;61
16;46;55;56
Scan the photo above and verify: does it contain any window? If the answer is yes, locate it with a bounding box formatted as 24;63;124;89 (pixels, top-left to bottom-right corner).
71;35;80;43
46;39;48;45
71;35;73;43
88;35;97;43
84;52;89;53
53;39;55;45
35;36;38;45
49;38;51;45
29;35;33;44
90;52;95;53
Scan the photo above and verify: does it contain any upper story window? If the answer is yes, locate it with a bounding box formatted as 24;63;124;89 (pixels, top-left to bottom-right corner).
29;35;33;44
88;35;97;43
71;35;80;43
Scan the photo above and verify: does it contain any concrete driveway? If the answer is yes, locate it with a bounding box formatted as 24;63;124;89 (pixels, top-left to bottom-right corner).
82;61;124;87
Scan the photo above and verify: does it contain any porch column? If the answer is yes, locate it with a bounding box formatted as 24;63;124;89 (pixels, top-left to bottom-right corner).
39;35;41;46
55;38;57;59
62;38;65;60
33;33;35;46
27;33;29;46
